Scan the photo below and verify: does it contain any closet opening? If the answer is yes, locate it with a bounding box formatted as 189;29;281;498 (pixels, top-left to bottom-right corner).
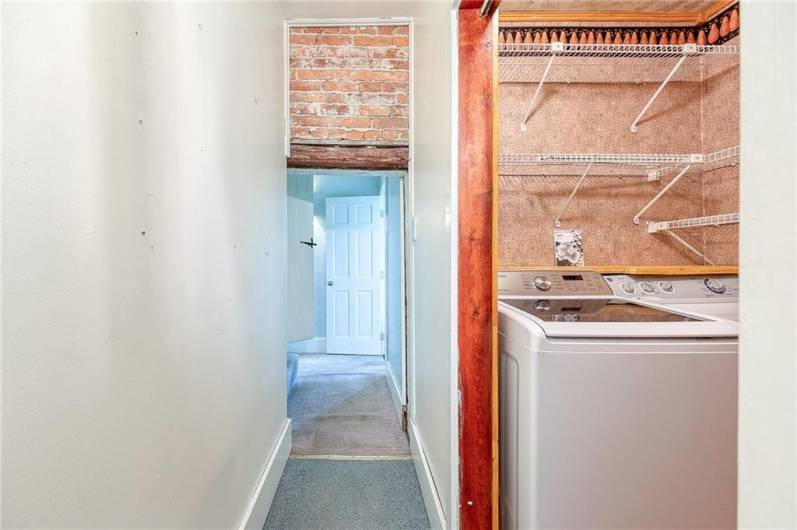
493;2;741;530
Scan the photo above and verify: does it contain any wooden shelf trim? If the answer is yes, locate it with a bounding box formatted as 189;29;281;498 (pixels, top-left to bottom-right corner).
499;0;737;26
500;265;739;275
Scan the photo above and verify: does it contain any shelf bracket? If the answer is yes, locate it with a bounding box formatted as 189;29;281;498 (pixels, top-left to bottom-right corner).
634;163;693;224
554;161;593;228
665;230;716;265
630;44;695;133
520;43;561;132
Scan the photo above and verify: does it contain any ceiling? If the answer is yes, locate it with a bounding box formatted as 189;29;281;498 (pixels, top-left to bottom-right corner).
500;0;723;13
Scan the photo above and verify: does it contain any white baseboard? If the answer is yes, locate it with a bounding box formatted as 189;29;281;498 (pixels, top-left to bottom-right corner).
409;420;447;530
287;337;326;354
238;418;292;530
386;364;404;424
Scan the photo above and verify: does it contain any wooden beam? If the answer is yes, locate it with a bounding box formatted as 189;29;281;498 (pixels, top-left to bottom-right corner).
458;7;498;530
286;143;408;170
499;265;739;275
499;1;738;25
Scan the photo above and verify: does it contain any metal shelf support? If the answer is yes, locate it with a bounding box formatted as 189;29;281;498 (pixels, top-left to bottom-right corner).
633;161;697;224
520;43;561;131
665;230;717;265
630;44;696;133
555;161;593;228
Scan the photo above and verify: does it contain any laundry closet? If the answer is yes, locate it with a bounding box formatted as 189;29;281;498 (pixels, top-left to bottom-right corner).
497;2;740;273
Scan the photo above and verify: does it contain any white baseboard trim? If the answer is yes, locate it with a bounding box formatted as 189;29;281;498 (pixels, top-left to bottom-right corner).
238;418;292;530
386;364;404;424
287;337;326;354
409;419;447;530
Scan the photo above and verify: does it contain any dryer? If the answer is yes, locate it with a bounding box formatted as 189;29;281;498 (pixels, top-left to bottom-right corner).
498;269;738;530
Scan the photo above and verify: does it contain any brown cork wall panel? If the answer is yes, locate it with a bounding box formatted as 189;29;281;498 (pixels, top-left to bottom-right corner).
499;174;707;266
500;82;703;153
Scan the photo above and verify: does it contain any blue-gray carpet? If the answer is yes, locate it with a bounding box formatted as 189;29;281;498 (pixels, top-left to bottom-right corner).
264;458;430;530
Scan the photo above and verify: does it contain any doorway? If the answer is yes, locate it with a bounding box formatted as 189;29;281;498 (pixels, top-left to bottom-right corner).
286;170;409;440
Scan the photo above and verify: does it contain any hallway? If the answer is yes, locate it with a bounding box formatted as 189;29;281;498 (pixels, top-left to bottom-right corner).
265;354;428;529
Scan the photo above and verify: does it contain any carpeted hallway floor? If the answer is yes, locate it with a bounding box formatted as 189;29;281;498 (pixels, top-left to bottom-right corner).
288;354;410;457
264;354;428;529
264;459;429;530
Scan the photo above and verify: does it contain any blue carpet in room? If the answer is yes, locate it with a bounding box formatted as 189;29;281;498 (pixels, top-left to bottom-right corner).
264;458;430;530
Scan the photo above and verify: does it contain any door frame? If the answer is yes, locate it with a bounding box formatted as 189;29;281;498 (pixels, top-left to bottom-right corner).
283;19;415;416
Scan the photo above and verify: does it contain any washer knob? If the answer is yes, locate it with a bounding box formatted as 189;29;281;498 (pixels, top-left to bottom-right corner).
533;276;552;291
620;282;636;294
639;281;656;294
658;281;674;293
704;278;727;294
533;300;551;311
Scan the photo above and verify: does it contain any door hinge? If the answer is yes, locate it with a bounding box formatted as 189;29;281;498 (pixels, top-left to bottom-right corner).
380;209;386;218
380;332;385;341
401;404;408;431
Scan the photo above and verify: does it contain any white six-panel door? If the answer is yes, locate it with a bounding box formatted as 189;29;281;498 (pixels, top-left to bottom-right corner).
325;196;385;355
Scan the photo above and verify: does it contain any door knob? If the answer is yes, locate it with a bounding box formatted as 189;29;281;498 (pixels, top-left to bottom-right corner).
327;281;334;286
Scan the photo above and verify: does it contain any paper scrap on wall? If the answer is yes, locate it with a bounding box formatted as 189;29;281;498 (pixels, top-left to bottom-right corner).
554;229;584;266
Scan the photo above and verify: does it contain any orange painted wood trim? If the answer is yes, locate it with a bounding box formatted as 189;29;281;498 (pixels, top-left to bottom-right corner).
499;0;737;26
458;7;498;530
500;265;739;275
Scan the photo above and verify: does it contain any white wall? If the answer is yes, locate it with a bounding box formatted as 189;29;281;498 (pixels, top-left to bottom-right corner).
2;3;289;527
282;3;455;526
738;1;797;527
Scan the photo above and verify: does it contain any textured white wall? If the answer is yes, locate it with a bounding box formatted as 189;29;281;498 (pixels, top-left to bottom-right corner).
2;3;287;527
738;1;797;527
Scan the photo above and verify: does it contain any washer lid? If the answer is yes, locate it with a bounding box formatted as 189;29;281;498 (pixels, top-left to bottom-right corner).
499;297;738;338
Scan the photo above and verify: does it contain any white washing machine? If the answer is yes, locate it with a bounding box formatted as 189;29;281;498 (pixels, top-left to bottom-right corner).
498;270;738;530
603;274;739;321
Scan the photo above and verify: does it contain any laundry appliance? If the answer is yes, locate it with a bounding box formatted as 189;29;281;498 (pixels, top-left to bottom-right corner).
498;269;738;530
603;273;739;321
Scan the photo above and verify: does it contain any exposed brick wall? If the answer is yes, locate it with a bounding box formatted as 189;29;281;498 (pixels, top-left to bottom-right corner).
289;26;409;146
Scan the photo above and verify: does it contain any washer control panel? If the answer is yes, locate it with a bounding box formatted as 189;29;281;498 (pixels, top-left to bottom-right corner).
498;270;612;297
604;274;739;302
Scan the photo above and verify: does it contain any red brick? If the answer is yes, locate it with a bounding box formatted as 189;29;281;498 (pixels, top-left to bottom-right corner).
394;105;409;117
344;130;365;141
290;34;317;45
298;116;336;127
382;81;408;92
316;35;351;46
322;80;358;92
363;130;380;141
352;26;378;34
290;80;322;92
392;36;409;46
290;91;306;102
373;117;408;130
353;35;394;47
396;94;409;104
358;82;383;93
318;104;351;116
336;117;372;128
298;69;341;80
358;105;393;117
303;26;340;34
395;26;409;35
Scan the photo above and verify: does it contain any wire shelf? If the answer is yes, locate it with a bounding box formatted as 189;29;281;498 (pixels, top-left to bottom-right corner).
499;43;739;84
499;146;739;177
648;212;740;233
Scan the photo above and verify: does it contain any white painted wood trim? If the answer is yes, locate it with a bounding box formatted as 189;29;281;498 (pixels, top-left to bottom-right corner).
238;419;292;530
386;364;404;424
284;17;413;27
409;419;447;530
287;337;327;354
448;8;460;530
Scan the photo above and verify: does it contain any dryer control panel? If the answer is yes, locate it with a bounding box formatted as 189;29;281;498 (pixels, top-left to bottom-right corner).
498;270;612;297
